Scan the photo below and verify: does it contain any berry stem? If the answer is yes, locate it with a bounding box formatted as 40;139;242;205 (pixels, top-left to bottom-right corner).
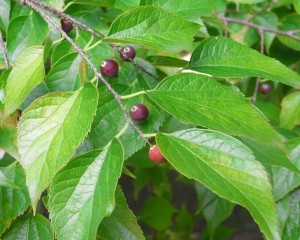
52;37;64;45
115;123;129;139
143;133;157;138
21;0;151;146
85;40;103;52
62;1;74;12
120;91;146;100
252;29;264;104
83;34;95;51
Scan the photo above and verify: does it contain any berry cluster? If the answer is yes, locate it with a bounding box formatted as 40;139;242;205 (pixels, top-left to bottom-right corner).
100;46;136;78
60;21;165;165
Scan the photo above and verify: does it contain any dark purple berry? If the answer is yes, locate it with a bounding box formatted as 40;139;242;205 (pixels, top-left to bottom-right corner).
260;83;271;94
120;46;136;61
100;60;119;77
129;103;149;122
61;19;73;33
149;145;166;164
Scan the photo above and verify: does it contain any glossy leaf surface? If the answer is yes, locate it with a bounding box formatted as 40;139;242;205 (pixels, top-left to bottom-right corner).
48;139;124;240
18;83;98;210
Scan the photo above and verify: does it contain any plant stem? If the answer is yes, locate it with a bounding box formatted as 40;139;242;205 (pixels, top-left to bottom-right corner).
84;40;102;51
0;30;9;69
219;16;300;41
120;91;146;100
143;133;157;138
252;29;265;103
21;0;151;146
115;123;129;139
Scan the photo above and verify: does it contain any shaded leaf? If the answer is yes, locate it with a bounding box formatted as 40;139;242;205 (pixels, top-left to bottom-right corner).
0;127;19;160
240;137;297;172
195;182;235;237
273;138;300;201
7;13;48;63
98;186;144;240
2;214;53;240
277;188;300;240
280;92;300;130
0;163;30;235
278;14;300;51
46;53;82;92
140;197;176;231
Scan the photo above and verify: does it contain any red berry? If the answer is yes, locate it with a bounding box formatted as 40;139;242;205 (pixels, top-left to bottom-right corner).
120;46;136;61
61;19;73;33
100;60;119;77
260;83;271;94
130;104;149;122
149;145;166;164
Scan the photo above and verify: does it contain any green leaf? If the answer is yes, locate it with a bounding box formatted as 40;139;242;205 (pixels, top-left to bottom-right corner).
188;37;300;87
0;165;21;189
278;14;300;51
4;46;44;118
45;53;82;92
195;182;235;237
240;137;297;172
175;207;193;239
0;127;19;160
0;163;30;235
2;214;53;240
71;0;115;6
156;129;280;240
0;70;9;107
51;41;73;66
97;186;144;240
253;12;278;53
230;0;264;3
140;196;176;231
48;139;124;240
277;188;300;240
114;0;140;11
90;84;164;159
105;6;199;52
147;73;280;144
0;0;10;31
280;92;300;130
140;0;217;19
7;13;48;63
273;138;300;201
295;0;300;14
18;83;98;211
146;56;188;68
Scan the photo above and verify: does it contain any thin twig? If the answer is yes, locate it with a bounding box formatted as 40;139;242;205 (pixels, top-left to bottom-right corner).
21;0;151;145
220;16;300;41
223;20;228;38
252;29;265;103
26;0;160;81
248;0;279;21
0;30;9;69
